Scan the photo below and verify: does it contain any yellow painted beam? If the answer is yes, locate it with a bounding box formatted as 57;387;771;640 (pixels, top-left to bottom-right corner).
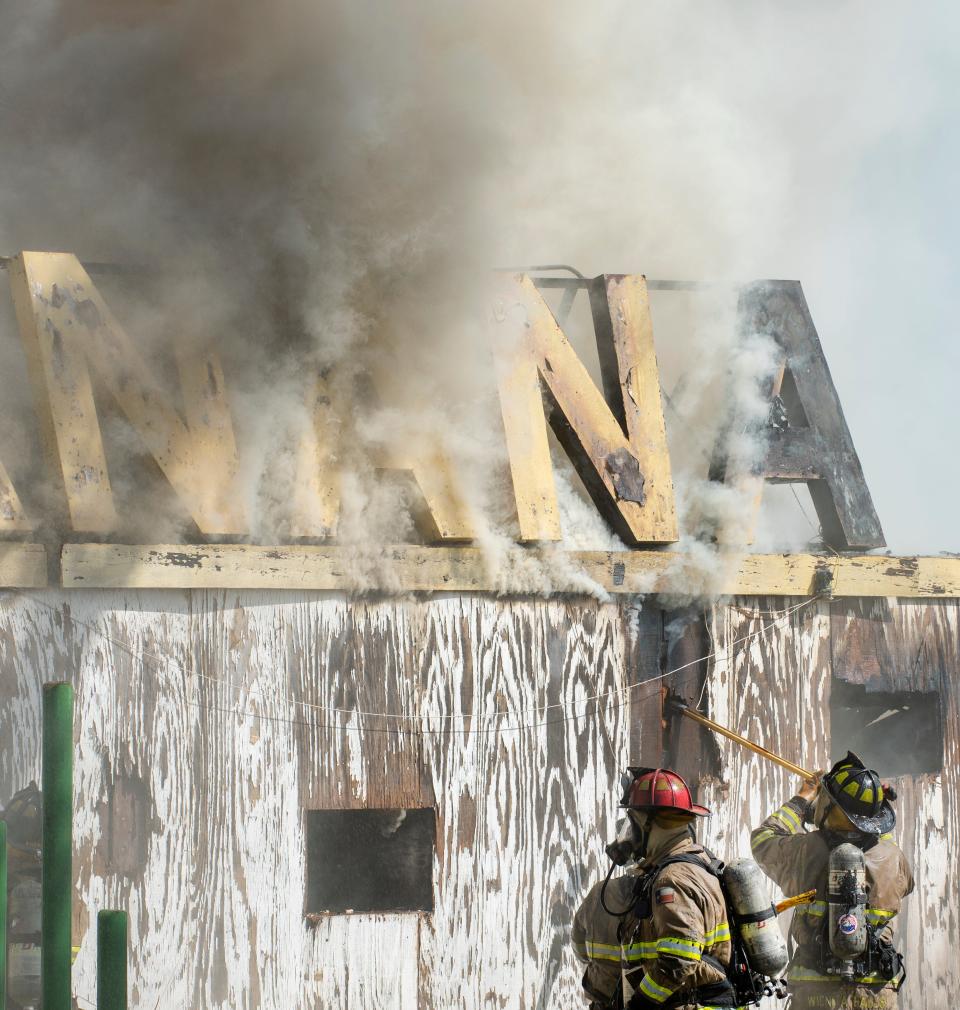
288;375;341;538
0;461;33;533
9;254;118;533
597;275;678;542
55;544;960;597
0;544;47;588
9;252;248;535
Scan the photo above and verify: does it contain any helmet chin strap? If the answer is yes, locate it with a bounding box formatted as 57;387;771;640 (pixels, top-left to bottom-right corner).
816;796;832;833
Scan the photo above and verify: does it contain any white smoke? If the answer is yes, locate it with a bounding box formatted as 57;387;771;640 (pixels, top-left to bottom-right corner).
0;0;852;590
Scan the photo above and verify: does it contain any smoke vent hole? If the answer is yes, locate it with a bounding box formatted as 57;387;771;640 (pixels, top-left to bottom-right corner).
830;680;943;776
305;808;435;915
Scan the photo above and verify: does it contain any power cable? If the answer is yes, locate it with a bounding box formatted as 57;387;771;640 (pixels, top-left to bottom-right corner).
4;589;818;736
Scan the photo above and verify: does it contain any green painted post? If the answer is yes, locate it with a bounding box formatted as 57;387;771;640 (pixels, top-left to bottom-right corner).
42;682;73;1010
97;911;127;1010
1;819;7;1010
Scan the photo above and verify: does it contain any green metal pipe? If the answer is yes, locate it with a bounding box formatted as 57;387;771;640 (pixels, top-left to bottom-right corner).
97;911;127;1010
42;682;74;1010
1;819;7;1010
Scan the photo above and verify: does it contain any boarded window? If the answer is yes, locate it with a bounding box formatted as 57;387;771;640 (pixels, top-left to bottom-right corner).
305;808;435;915
830;680;943;776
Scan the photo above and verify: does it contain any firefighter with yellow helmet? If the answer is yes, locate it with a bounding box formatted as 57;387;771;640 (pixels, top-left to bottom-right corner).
751;751;914;1009
572;767;739;1009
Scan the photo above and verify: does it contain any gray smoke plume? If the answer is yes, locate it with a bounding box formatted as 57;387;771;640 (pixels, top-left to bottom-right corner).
0;0;817;592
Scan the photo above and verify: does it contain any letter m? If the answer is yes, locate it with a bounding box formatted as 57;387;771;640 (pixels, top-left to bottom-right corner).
9;252;247;535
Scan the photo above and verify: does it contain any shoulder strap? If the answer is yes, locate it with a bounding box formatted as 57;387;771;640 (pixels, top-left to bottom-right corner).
654;849;724;880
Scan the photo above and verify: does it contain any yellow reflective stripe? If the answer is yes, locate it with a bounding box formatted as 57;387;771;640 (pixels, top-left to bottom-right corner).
778;803;803;830
792;902;891;925
622;943;658;962
656;936;702;961
771;809;799;834
584;941;622;962
751;829;776;849
794;900;827;918
789;967;889;984
704;922;731;945
639;973;675;1003
880;832;893;841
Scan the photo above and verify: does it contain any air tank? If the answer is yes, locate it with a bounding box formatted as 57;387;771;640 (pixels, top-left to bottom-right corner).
828;842;867;977
722;857;789;977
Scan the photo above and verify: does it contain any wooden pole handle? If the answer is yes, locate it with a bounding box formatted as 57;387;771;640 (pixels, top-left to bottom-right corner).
677;704;815;780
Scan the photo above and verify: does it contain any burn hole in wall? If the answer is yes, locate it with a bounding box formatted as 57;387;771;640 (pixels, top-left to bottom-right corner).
305;808;435;915
830;680;943;777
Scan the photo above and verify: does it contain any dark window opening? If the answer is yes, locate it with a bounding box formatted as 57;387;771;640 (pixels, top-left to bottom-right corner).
830;680;943;776
305;808;435;915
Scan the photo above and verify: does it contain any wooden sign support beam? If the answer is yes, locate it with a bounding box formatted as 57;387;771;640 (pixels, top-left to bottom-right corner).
53;544;960;597
0;543;47;587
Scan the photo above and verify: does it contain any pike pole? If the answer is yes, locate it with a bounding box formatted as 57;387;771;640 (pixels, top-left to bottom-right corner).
670;699;815;781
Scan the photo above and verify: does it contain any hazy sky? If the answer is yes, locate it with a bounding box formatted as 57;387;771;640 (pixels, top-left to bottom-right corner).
560;3;959;554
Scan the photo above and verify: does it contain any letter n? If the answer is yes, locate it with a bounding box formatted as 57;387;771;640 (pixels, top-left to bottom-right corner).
493;274;677;545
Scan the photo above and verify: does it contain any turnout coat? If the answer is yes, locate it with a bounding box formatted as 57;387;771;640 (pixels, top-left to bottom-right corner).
572;836;733;1009
751;795;914;1010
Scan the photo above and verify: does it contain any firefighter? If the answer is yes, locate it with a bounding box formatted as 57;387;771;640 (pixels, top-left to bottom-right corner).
572;767;735;1009
751;751;914;1010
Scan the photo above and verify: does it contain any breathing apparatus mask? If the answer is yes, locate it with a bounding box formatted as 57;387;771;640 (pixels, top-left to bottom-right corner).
811;789;865;845
605;808;659;866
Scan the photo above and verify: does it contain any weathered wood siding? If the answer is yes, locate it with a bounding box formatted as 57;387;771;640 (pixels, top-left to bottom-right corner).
702;596;960;1010
1;591;957;1009
0;591;648;1009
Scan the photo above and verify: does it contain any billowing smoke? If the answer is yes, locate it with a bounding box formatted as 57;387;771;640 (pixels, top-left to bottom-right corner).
0;0;808;594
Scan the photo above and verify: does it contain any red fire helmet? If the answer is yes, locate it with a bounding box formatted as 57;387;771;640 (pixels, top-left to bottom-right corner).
622;767;710;817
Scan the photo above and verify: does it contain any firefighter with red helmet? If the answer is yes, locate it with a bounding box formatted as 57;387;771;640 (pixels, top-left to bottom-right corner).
750;752;914;1010
572;767;735;1009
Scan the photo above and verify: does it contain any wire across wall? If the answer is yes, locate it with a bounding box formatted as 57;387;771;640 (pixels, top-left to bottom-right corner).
4;586;827;737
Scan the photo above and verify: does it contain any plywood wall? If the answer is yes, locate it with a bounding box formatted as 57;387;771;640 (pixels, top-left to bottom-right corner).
702;596;960;1010
0;591;957;1009
0;591;651;1010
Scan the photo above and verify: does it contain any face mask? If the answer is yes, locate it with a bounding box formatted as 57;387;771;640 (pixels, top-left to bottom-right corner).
627;810;656;860
816;794;869;845
605;817;639;866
